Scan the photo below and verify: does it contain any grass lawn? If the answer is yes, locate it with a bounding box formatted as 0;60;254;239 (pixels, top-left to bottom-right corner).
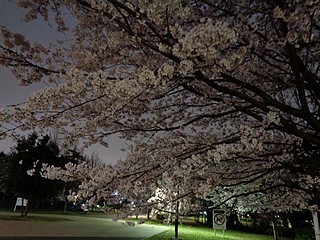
145;223;293;240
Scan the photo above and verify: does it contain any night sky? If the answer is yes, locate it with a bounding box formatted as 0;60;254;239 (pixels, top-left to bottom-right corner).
0;1;127;163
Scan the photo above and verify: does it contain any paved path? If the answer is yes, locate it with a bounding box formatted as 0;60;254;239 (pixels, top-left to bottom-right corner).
0;213;169;240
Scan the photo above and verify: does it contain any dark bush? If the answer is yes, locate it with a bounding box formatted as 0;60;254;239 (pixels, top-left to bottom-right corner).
156;213;166;220
295;228;315;240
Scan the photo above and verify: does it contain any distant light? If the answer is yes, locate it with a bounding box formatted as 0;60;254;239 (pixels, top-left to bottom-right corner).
111;190;119;196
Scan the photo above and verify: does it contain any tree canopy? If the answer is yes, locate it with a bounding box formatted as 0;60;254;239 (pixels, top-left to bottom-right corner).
0;0;319;216
0;133;65;214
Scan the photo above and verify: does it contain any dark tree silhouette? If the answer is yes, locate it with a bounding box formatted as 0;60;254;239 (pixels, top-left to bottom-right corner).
1;133;65;216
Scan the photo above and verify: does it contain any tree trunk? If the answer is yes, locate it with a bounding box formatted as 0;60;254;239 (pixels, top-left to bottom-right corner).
174;201;179;239
64;199;68;213
279;212;289;229
20;198;29;217
271;213;280;240
312;211;320;240
20;198;24;217
24;199;30;217
24;205;29;216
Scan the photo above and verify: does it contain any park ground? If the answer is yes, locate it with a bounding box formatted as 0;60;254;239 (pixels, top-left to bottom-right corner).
0;211;168;239
0;211;294;240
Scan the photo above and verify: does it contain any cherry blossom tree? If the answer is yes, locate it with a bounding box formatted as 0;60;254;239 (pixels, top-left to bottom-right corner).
0;0;320;238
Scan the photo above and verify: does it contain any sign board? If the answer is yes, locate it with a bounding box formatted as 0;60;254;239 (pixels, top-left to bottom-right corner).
13;197;28;212
16;198;28;206
213;209;226;230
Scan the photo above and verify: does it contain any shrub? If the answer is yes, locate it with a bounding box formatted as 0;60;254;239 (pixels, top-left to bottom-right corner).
156;213;166;220
294;228;315;240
